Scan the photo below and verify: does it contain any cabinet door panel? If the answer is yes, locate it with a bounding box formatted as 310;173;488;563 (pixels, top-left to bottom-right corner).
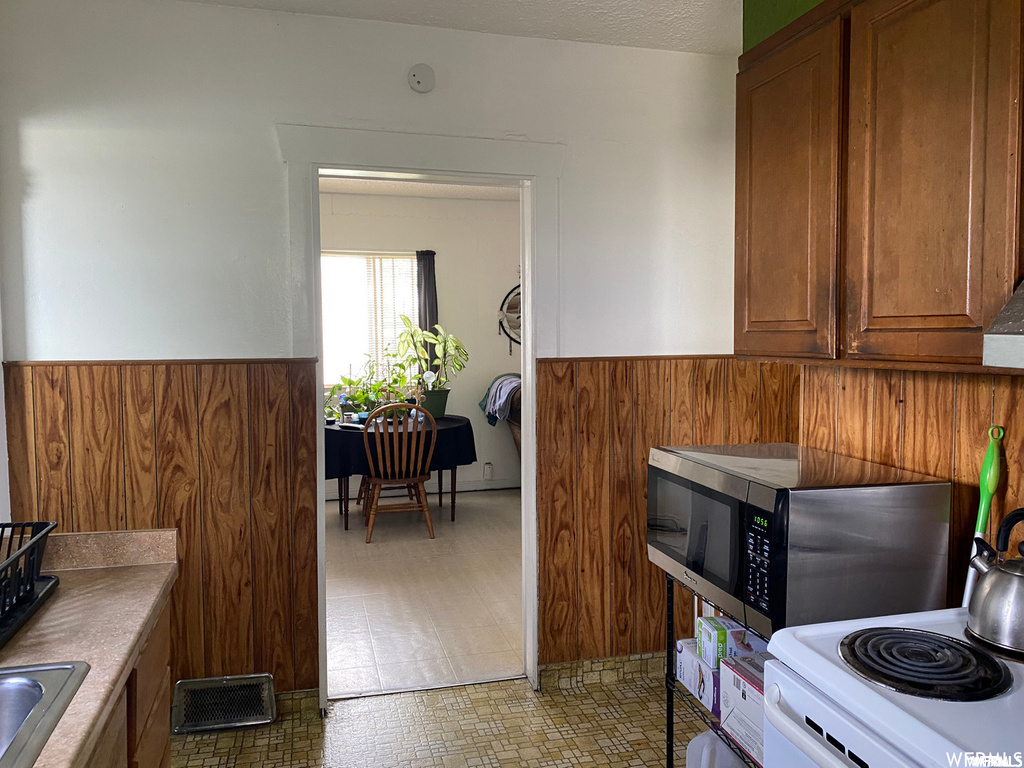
86;688;128;768
735;18;843;358
846;0;1021;362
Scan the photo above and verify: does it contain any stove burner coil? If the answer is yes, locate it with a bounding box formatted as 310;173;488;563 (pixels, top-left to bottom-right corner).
839;627;1012;702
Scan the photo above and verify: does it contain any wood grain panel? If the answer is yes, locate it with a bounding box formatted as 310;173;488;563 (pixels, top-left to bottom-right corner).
536;358;798;661
759;362;788;443
836;368;874;461
669;359;696;640
249;363;295;690
669;359;694;447
32;366;72;532
198;364;253;677
632;359;672;653
800;366;837;452
993;377;1024;555
952;375;995;600
4;366;37;523
4;358;316;692
607;360;635;657
870;370;904;467
289;362;319;690
155;364;205;684
575;361;610;660
537;361;578;664
991;378;1021;542
122;366;159;530
692;358;725;445
68;365;125;532
724;360;761;443
902;372;956;479
788;366;802;444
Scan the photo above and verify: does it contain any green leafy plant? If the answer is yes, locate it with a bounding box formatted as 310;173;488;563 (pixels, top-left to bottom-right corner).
326;357;388;416
324;382;346;420
396;315;470;391
427;324;469;389
397;316;430;369
377;345;419;406
324;345;420;421
324;319;470;421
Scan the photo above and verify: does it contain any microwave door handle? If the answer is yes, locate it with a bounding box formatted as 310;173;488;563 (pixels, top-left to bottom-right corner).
764;684;851;768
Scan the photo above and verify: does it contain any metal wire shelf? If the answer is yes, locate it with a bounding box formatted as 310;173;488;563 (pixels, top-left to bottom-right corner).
665;573;760;768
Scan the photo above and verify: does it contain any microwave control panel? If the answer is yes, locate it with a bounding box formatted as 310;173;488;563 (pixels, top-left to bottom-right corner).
745;509;771;612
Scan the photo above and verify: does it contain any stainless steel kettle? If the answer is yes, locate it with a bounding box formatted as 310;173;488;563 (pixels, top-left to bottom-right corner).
967;508;1024;656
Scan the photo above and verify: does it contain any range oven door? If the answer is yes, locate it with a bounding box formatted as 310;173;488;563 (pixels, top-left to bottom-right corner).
646;449;753;625
763;660;920;768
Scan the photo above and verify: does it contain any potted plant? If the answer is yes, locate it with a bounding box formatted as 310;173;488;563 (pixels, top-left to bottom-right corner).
325;357;389;423
397;315;469;418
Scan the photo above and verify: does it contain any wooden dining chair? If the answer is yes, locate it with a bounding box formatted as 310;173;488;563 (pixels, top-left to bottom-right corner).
362;403;437;543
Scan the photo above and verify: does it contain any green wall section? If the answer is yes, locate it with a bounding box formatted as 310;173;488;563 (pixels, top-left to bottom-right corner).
744;0;829;50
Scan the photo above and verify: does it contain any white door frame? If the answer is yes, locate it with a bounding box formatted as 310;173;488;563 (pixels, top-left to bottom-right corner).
276;125;565;708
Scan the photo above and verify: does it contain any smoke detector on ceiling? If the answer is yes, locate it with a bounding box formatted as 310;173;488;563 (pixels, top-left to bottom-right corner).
408;64;435;94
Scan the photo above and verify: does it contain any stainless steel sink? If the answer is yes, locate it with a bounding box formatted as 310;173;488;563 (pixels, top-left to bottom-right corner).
0;663;89;768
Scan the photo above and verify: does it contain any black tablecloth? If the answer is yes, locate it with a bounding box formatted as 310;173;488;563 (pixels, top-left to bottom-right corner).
324;415;477;479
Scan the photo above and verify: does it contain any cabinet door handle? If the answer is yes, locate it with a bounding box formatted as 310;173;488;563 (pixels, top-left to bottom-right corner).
763;683;850;768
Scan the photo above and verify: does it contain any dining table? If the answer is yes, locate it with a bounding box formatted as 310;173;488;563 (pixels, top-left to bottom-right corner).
324;414;478;530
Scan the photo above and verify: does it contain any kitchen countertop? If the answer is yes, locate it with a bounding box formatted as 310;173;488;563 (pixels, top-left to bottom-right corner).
0;531;177;768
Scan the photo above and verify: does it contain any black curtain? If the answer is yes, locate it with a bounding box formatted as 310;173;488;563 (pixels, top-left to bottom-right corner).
417;250;438;332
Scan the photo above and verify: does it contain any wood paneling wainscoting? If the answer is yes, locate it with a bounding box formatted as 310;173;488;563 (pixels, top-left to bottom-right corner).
3;360;318;691
800;364;1024;605
536;357;801;664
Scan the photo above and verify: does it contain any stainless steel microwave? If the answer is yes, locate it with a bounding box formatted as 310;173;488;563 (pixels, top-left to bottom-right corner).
647;443;950;637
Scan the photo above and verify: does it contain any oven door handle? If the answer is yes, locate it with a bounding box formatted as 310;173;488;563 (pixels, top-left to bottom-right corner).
764;683;850;768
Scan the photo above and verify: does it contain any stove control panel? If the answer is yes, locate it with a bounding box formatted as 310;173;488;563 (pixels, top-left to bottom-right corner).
745;509;771;613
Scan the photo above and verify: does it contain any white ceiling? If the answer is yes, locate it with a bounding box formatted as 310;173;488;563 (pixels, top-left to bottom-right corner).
319;177;520;200
183;0;742;54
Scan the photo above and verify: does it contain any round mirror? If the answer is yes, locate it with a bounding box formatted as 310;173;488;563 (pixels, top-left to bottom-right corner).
498;285;521;345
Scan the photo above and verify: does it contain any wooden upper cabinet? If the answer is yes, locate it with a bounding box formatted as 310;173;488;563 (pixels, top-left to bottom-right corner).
845;0;1022;363
735;18;843;359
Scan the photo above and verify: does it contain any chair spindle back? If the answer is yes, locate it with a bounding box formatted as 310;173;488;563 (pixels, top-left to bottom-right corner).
363;404;437;481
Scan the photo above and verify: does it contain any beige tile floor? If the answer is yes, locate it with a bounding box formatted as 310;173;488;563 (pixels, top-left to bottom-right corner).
326;488;523;698
171;672;705;767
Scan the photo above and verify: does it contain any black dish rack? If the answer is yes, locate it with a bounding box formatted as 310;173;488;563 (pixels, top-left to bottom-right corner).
0;521;59;649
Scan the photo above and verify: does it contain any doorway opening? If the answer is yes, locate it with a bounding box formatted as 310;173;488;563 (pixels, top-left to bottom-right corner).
318;172;525;698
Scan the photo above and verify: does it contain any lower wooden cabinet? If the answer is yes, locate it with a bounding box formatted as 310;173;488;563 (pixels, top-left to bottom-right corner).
132;669;172;768
85;689;128;768
85;600;172;768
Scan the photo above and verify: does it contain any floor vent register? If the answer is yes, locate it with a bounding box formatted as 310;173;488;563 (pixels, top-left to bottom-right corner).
171;673;277;734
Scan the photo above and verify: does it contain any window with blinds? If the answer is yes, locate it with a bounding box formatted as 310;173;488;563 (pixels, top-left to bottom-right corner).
321;251;419;386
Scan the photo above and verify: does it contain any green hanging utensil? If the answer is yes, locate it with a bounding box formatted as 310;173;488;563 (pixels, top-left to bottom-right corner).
975;425;1004;537
963;425;1004;607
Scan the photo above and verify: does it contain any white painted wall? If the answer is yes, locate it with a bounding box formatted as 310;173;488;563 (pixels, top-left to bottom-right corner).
0;0;736;362
320;191;522;493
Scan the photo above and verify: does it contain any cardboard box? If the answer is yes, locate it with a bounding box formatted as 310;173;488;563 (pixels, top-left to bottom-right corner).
697;617;769;668
675;639;720;718
719;652;773;767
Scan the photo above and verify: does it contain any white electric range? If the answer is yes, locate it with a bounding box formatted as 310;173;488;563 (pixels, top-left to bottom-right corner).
764;608;1024;768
